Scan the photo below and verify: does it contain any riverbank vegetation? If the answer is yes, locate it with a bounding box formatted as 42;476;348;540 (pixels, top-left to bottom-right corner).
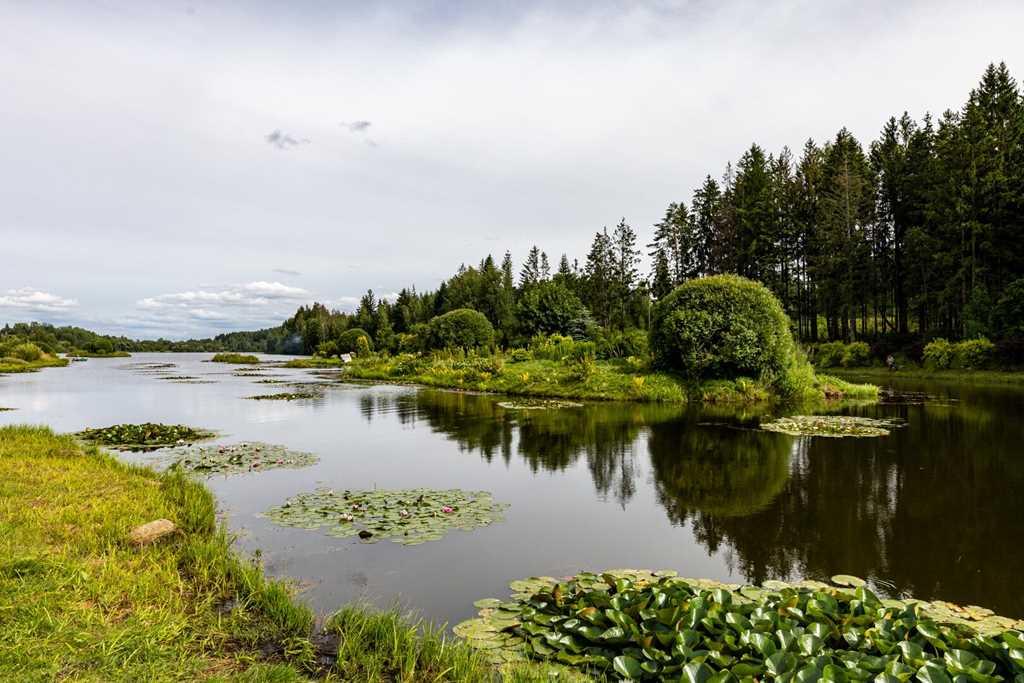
211;352;261;364
69;349;132;358
75;423;217;449
0;340;69;374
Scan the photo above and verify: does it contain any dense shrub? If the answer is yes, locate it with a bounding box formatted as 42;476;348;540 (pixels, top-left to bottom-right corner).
650;275;799;384
922;339;954;369
8;342;43;362
316;340;339;358
425;309;494;351
593;328;649;360
842;341;871;367
952;338;995;369
516;281;588;337
995;338;1024;367
814;341;846;368
994;278;1024;338
529;334;579;360
338;328;373;353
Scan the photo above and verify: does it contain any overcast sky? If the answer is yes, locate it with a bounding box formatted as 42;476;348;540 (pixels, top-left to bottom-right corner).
3;0;1023;339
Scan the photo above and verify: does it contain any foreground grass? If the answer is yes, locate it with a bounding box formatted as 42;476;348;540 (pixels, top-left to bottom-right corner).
342;353;877;404
0;425;584;682
0;354;69;374
828;365;1024;386
211;353;261;364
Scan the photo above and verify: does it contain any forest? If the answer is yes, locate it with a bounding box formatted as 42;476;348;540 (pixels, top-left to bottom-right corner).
281;63;1024;363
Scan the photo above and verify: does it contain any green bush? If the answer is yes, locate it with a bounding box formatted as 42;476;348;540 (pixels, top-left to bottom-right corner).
841;341;871;367
650;275;799;385
952;338;995;369
8;343;43;362
923;339;954;369
814;341;846;368
516;281;588;337
338;328;373;353
425;309;494;351
316;340;339;358
509;348;533;362
593;328;649;360
994;278;1024;338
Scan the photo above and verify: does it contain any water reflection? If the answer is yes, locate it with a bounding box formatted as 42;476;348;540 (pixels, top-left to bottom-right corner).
357;386;1024;616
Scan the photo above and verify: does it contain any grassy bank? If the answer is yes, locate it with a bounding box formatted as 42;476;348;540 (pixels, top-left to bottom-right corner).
282;357;345;369
69;350;132;358
0;354;69;374
828;366;1024;386
341;352;876;404
0;425;584;682
211;353;261;364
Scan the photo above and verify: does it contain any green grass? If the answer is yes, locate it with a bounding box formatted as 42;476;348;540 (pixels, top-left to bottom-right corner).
282;357;345;369
828;366;1024;386
0;354;69;374
211;353;261;364
342;353;877;404
69;350;132;358
0;425;590;682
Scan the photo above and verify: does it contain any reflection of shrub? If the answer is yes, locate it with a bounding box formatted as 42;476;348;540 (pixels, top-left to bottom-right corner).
841;341;871;367
651;275;798;386
426;309;494;350
339;328;373;353
9;343;43;362
952;338;994;369
923;339;953;369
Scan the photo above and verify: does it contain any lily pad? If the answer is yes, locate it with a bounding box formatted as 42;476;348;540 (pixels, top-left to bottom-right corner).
161;442;318;475
245;391;322;401
75;423;216;451
496;399;584;410
263;487;509;545
761;415;903;438
457;569;1023;680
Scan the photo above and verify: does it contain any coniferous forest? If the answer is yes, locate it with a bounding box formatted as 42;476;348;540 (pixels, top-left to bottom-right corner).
282;63;1024;360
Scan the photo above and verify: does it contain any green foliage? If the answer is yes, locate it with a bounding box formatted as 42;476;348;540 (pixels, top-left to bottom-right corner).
75;423;216;450
842;341;872;367
593;327;649;360
650;275;799;386
924;339;995;370
426;309;495;350
994;278;1024;338
516;280;588;338
528;334;591;361
211;352;260;364
457;569;1024;681
338;327;374;353
814;342;847;368
7;342;43;362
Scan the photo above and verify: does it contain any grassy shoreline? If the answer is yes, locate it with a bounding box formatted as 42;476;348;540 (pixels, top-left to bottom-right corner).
827;366;1024;386
340;353;877;404
0;354;69;374
0;425;582;682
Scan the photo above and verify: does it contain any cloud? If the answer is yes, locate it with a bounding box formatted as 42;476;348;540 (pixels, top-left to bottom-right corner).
331;291;400;312
343;120;372;132
0;287;78;313
137;281;310;310
272;268;302;276
265;129;310;149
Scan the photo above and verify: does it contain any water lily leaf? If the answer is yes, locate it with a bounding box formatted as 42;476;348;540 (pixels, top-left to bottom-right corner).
613;655;643;679
832;574;867;588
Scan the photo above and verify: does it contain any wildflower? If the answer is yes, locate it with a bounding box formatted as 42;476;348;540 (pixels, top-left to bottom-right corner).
441;505;454;514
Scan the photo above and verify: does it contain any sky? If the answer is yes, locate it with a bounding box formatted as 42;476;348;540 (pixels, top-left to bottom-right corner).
3;0;1024;339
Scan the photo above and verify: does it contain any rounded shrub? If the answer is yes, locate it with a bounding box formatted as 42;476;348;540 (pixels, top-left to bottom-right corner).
952;338;994;369
9;342;43;362
338;328;373;353
922;339;953;370
650;275;799;383
813;341;845;368
841;341;871;367
426;309;494;351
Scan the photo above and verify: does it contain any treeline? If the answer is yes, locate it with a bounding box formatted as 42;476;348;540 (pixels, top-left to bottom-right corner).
648;62;1024;342
0;322;296;355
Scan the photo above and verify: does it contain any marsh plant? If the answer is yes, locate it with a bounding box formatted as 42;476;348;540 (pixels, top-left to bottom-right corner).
75;423;216;450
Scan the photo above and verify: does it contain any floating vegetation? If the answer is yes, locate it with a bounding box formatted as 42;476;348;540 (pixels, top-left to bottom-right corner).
75;423;216;450
760;415;904;438
497;398;584;410
264;488;508;545
156;375;201;381
233;371;275;377
245;391;322;401
879;388;959;407
163;442;318;475
456;570;1024;680
211;353;260;364
255;378;288;384
0;407;14;412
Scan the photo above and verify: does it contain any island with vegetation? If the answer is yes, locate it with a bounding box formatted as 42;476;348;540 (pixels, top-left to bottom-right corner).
0;339;68;374
210;352;261;364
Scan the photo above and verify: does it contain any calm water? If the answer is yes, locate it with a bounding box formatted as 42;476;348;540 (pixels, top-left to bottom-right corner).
2;354;1022;624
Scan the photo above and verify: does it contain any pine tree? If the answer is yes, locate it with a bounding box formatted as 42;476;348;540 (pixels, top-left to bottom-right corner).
583;229;614;327
540;252;551;281
520;246;541;287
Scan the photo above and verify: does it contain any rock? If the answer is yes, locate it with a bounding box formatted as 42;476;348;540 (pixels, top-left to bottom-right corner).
129;519;177;545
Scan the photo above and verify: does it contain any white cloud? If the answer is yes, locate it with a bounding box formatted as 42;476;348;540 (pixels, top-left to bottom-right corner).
0;287;78;313
137;281;310;310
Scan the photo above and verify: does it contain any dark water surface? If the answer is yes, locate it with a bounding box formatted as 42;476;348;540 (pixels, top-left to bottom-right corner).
2;354;1022;623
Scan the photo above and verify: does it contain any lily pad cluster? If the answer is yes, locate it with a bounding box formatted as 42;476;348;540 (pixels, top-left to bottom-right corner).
264;488;508;545
75;423;216;450
245;390;322;401
456;570;1024;681
760;415;904;438
165;442;318;475
497;399;584;410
